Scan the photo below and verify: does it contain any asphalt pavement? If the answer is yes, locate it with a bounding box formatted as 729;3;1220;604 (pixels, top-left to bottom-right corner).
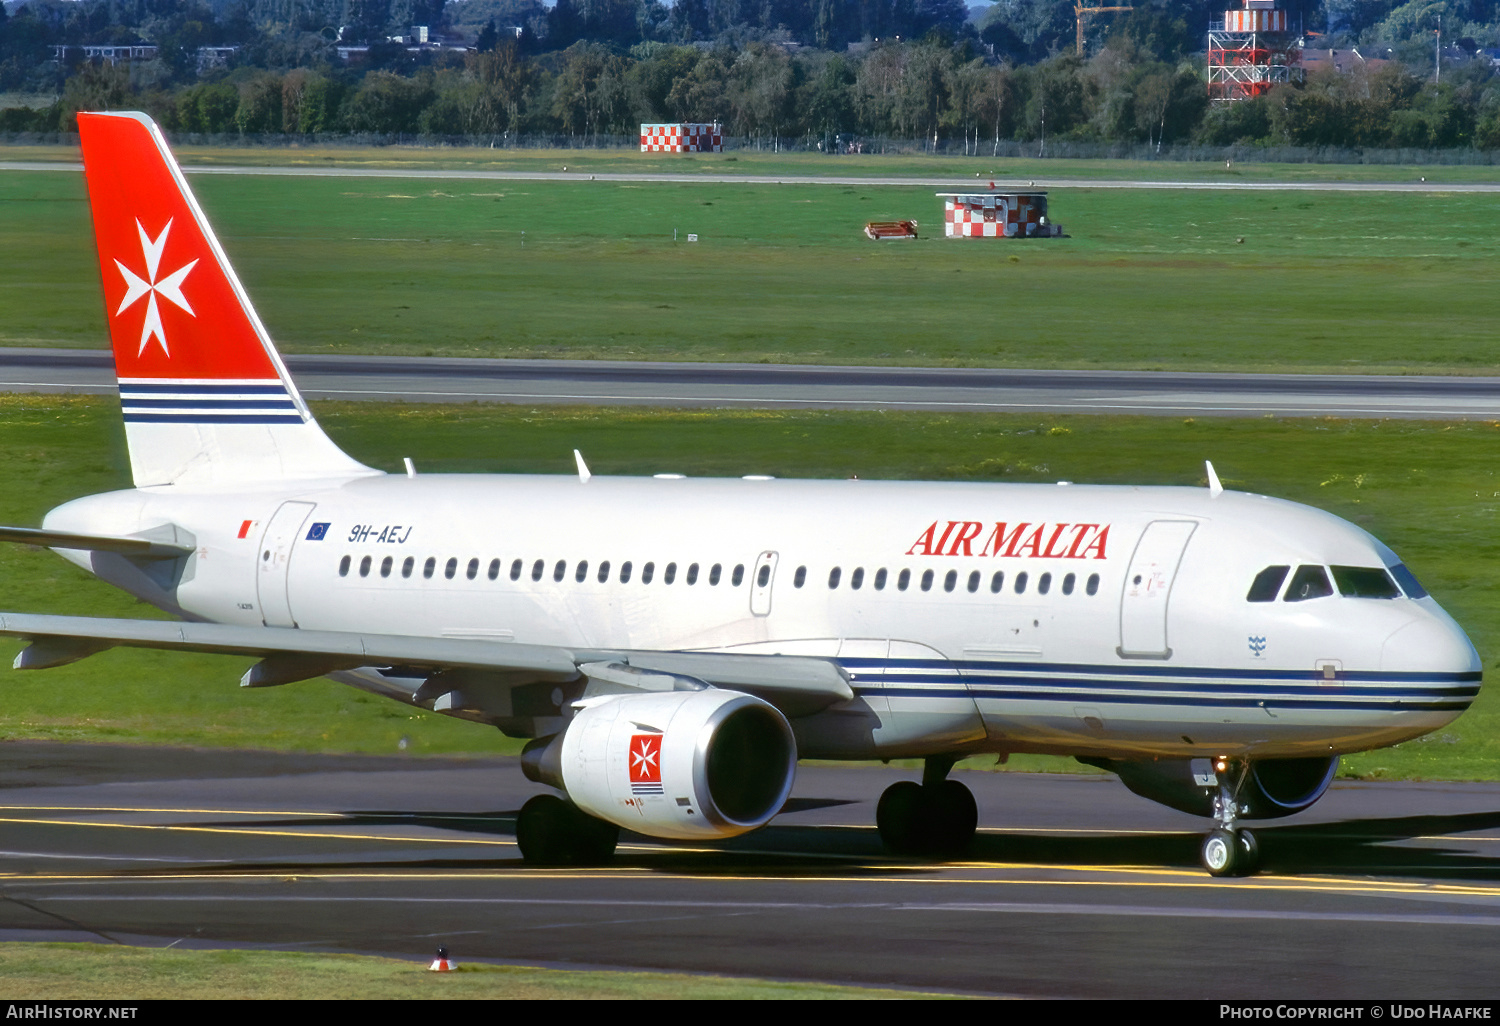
1;741;1498;998
4;347;1500;419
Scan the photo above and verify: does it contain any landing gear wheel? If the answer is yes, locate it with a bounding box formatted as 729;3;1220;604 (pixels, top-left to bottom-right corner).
1201;828;1239;877
516;794;619;866
876;780;977;858
876;780;924;855
1236;828;1260;875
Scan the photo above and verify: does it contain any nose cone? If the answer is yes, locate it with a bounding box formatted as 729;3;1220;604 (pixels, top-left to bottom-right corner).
1381;609;1481;676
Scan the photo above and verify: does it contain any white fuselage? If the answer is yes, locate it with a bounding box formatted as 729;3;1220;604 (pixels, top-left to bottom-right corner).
45;473;1481;762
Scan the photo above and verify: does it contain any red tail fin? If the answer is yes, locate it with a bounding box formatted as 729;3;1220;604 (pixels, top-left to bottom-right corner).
77;112;372;487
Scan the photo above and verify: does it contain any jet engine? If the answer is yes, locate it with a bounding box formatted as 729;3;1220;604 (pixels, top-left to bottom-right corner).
522;687;797;840
1090;755;1338;820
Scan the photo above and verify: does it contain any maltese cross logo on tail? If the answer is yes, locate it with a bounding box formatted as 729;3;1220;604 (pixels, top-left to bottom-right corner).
629;734;663;795
114;218;198;357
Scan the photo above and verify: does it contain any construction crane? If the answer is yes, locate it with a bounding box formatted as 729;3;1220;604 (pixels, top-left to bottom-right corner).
1075;4;1134;55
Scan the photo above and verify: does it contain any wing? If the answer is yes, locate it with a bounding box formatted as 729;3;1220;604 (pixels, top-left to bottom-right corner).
0;612;854;720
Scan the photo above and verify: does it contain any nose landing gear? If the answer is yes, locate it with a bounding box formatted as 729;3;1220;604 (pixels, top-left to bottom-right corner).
876;756;978;857
1200;757;1260;878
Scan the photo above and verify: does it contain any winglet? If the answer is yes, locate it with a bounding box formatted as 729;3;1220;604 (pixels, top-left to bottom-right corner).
574;449;592;484
1205;460;1224;498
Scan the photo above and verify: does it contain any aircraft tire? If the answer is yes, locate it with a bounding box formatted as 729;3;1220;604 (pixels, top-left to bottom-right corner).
1201;828;1239;877
876;780;925;855
1235;828;1260;876
517;794;618;866
932;779;978;855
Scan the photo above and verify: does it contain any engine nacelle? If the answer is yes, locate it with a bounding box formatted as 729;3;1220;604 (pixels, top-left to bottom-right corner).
523;688;797;841
1091;755;1339;820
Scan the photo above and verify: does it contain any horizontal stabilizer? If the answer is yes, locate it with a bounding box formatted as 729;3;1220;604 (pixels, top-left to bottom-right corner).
0;525;194;559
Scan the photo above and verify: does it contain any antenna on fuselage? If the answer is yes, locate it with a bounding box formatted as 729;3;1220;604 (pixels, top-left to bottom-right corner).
574;449;592;484
1205;460;1223;498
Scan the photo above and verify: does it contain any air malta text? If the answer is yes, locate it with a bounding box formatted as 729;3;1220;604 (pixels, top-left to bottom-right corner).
907;521;1110;559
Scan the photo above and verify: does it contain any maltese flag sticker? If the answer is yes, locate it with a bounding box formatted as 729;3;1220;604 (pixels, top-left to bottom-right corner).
629;734;663;795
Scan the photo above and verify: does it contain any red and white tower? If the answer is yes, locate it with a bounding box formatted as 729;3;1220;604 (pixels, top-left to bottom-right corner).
1207;0;1302;101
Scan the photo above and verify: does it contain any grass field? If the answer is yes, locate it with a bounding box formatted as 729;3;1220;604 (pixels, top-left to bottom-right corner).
3;168;1499;373
7;137;1500;184
0;394;1495;780
0;942;941;999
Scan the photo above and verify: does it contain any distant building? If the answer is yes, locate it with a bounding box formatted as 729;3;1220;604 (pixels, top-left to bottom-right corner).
52;44;159;66
195;46;239;73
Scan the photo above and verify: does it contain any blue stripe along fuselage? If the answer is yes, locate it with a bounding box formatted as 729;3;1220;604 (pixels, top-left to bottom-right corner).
836;657;1480;713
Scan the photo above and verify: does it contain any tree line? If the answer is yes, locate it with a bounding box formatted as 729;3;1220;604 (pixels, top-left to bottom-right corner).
2;0;1499;152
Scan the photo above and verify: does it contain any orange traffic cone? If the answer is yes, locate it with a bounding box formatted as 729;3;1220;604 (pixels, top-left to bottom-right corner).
429;945;455;972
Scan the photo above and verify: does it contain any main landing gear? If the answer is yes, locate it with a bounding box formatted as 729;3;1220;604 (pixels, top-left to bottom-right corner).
1200;757;1260;878
516;794;619;866
876;756;978;858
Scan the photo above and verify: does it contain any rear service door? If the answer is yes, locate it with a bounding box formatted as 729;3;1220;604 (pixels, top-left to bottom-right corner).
257;501;316;628
1118;520;1197;659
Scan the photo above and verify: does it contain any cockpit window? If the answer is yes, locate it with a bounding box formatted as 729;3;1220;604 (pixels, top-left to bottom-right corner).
1388;563;1429;599
1246;565;1290;602
1283;565;1334;602
1331;566;1401;599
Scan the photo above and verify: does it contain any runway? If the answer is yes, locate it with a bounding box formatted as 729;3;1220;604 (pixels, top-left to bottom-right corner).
3;160;1495;192
1;741;1497;998
4;347;1500;419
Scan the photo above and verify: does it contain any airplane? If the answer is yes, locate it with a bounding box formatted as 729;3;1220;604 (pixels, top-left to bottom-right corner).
0;110;1481;878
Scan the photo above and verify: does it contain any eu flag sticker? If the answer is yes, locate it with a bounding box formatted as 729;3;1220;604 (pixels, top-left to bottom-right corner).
305;522;330;541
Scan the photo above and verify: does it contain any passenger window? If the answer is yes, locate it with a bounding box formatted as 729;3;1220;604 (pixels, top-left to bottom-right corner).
757;564;771;587
575;560;589;583
1246;565;1290;602
1086;573;1100;596
1038;572;1051;595
1062;572;1075;595
424;556;436;579
967;570;980;593
943;570;957;593
1015;571;1028;594
597;560;611;583
664;562;677;585
620;561;633;583
1388;563;1428;599
828;567;842;589
709;563;722;585
359;556;372;577
1331;566;1401;599
850;567;864;590
530;559;544;582
686;563;699;585
552;560;566;582
1284;565;1334;602
381;556;393;578
794;566;807;588
642;562;655;584
732;564;745;586
990;571;1004;593
920;569;934;592
510;558;522;581
339;555;350;577
487;558;499;580
467;558;479;580
898;569;911;591
445;557;457;580
874;568;887;590
402;556;414;579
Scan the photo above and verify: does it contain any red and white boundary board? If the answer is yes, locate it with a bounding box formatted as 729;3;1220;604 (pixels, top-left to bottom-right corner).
937;192;1061;239
640;123;723;153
